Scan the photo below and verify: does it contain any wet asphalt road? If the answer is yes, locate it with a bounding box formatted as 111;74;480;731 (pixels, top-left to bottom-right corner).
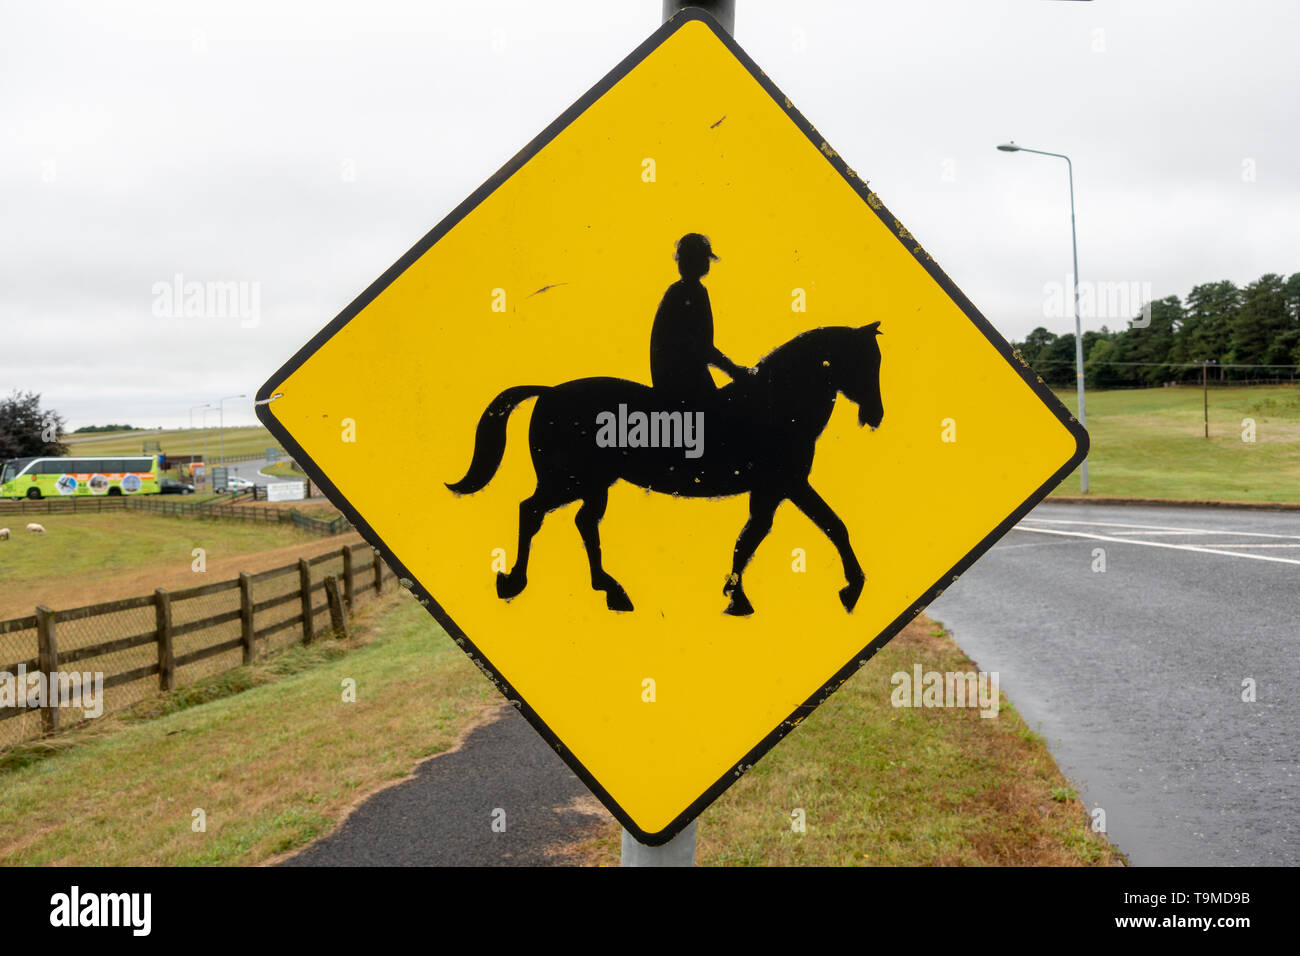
929;502;1299;866
282;706;605;866
225;457;278;485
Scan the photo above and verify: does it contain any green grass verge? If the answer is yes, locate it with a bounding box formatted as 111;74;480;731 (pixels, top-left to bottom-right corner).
1050;385;1300;503
695;618;1121;865
262;461;306;478
572;618;1122;867
0;593;496;865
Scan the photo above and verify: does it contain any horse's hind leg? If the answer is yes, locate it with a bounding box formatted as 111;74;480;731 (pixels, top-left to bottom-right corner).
789;482;864;612
575;485;633;612
498;487;570;600
724;492;780;616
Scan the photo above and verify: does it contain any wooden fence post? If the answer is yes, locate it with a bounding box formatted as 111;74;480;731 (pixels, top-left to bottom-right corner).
155;589;175;692
325;575;349;639
35;605;59;734
373;551;383;594
239;572;254;664
298;558;315;644
341;546;354;611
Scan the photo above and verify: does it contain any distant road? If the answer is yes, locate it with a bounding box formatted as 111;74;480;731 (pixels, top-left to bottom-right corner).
929;501;1299;866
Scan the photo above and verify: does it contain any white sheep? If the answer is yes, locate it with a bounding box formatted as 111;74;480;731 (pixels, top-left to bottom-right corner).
26;523;46;535
0;528;9;540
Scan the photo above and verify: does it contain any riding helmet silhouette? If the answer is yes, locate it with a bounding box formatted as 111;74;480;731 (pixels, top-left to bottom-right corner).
674;233;719;279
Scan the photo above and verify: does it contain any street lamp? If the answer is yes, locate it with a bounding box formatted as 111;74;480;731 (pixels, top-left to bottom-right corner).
188;403;211;478
218;394;246;464
997;140;1089;493
201;407;219;482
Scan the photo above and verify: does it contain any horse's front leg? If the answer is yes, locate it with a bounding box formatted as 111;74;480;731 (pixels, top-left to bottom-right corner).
498;485;570;600
788;482;864;612
724;492;781;616
574;484;633;612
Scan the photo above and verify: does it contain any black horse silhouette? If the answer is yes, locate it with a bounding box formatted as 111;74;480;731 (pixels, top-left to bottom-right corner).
447;323;884;616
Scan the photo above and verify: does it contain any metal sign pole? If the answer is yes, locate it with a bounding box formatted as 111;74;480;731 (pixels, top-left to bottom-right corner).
661;0;734;34
617;0;736;870
621;819;698;867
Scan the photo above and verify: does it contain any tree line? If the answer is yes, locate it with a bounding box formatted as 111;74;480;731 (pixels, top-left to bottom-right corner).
72;423;138;434
1013;272;1300;388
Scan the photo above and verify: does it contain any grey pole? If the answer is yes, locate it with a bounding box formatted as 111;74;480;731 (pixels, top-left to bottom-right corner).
218;394;245;464
996;142;1089;493
614;0;737;872
661;0;734;34
621;820;697;867
202;407;217;480
189;403;209;478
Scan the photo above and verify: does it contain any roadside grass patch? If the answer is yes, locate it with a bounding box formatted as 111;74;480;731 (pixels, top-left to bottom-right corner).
0;592;496;865
569;614;1123;867
1050;385;1300;503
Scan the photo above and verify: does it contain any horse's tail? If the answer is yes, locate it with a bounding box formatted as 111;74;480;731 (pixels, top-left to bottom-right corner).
446;385;548;495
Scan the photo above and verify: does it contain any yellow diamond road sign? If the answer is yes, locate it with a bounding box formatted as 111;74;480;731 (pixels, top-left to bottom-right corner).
256;12;1087;845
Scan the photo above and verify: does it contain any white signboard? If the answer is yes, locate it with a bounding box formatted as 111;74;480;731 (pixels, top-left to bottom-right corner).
267;482;305;502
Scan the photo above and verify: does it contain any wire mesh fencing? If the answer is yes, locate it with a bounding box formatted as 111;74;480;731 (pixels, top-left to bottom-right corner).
0;542;394;749
0;615;41;748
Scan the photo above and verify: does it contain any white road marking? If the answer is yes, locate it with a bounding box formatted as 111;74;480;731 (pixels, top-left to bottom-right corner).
992;540;1082;552
1103;530;1219;536
1013;525;1300;566
1182;543;1300;549
1023;516;1300;541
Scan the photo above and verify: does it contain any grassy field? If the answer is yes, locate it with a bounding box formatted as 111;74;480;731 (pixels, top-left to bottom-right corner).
262;461;305;478
1051;385;1300;503
64;425;278;460
0;597;1119;866
0;513;357;618
0;592;499;865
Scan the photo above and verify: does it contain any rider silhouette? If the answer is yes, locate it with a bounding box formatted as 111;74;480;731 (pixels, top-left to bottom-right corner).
650;234;750;405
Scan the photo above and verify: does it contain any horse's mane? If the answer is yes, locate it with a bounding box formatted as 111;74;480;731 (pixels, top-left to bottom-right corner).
753;326;858;378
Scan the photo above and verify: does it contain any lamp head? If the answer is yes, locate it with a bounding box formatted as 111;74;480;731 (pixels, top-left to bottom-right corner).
996;142;1021;153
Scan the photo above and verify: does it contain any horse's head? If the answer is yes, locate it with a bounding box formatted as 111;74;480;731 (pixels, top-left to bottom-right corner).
837;322;884;430
749;323;883;435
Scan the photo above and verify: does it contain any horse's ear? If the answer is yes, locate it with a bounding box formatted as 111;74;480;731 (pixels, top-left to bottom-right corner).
862;321;882;336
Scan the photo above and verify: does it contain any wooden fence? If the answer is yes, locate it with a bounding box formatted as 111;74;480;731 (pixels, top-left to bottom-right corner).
0;495;350;535
0;542;394;747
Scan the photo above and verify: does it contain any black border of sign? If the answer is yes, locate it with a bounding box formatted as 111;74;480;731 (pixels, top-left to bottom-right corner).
256;9;1089;847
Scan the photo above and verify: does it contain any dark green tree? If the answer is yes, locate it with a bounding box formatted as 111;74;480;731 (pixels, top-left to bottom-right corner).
0;391;68;460
1186;280;1241;376
1228;274;1292;373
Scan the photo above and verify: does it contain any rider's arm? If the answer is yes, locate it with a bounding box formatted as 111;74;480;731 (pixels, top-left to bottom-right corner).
708;346;748;380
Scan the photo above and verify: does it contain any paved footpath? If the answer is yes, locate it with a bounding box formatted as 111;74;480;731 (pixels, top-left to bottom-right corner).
282;705;608;867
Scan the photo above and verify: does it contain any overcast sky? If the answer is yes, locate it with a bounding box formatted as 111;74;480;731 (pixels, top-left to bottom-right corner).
4;0;1297;429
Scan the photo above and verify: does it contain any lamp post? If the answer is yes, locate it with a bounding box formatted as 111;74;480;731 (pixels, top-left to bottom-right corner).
188;403;210;478
997;141;1089;493
201;407;219;482
218;394;246;464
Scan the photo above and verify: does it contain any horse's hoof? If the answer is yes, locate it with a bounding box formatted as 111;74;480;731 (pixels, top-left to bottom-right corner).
605;586;634;612
839;577;864;613
496;570;526;600
724;591;754;616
